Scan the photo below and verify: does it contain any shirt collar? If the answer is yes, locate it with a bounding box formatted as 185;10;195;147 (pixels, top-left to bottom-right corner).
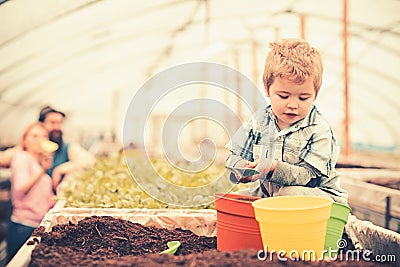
266;105;317;134
295;105;318;129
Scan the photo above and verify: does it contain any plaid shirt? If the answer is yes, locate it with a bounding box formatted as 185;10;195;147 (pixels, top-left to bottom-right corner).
226;105;347;198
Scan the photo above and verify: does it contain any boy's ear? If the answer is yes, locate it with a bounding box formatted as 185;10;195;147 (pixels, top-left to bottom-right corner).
264;87;270;97
262;77;270;97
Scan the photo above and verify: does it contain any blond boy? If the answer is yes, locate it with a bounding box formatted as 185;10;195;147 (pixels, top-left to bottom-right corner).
226;39;347;204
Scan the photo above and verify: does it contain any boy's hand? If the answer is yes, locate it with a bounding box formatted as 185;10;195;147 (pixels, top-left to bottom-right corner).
248;144;274;181
226;154;275;184
246;159;259;169
228;159;260;183
243;157;275;183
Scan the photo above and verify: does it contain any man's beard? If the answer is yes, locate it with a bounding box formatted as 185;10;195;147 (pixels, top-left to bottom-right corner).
49;130;63;151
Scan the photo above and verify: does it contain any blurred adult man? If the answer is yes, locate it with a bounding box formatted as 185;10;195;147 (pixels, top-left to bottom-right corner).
37;106;95;190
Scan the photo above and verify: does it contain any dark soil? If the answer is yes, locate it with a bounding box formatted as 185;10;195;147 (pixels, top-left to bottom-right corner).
29;216;215;266
28;216;396;267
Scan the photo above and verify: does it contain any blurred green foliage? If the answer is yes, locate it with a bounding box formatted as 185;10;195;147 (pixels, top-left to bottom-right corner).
58;150;245;209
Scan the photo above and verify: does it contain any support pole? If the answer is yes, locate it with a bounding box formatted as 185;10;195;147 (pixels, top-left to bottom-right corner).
300;14;306;39
234;49;242;128
343;0;351;156
274;27;280;41
385;196;391;229
252;40;259;110
223;61;230;138
111;89;119;142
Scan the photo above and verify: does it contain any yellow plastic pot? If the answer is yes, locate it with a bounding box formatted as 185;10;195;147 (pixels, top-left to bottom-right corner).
252;196;332;261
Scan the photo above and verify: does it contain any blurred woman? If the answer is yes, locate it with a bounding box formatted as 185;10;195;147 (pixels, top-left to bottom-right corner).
6;122;55;264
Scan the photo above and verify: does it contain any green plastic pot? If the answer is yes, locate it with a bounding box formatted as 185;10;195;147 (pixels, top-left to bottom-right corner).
324;202;351;256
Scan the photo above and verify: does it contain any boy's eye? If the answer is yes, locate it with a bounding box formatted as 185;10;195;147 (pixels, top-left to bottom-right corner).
299;97;309;101
278;95;288;99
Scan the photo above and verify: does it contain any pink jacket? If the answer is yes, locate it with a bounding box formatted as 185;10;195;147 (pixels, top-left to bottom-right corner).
10;151;55;227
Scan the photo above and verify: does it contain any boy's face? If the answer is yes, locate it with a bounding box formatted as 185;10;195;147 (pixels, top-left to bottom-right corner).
267;76;316;130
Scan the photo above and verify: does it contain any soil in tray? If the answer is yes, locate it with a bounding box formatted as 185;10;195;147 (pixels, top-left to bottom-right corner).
28;216;394;267
29;215;215;266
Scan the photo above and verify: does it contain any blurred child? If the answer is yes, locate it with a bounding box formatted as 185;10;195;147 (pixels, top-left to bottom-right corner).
226;38;347;204
6;122;55;264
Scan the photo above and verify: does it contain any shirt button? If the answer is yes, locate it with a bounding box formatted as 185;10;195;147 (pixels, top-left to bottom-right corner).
277;136;281;140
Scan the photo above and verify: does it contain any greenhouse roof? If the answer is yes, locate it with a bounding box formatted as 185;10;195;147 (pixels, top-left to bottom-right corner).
0;0;399;152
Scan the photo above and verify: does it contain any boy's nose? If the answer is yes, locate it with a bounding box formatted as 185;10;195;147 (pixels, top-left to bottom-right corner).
287;100;298;109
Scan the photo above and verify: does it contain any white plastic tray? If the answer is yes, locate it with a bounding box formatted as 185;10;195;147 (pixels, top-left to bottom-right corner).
7;205;216;267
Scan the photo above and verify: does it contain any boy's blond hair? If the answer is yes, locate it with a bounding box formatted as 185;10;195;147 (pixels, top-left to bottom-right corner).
263;38;323;96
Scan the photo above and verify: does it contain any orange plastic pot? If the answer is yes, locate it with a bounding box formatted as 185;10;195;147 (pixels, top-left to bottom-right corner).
214;193;263;251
